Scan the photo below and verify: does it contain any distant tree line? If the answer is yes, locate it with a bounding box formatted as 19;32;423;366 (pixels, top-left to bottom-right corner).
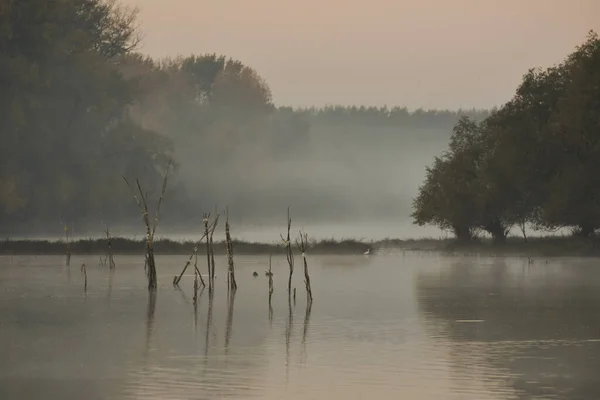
412;31;600;241
0;0;488;234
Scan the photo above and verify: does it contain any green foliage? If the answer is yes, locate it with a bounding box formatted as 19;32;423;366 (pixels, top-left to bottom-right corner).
0;0;166;230
412;31;600;240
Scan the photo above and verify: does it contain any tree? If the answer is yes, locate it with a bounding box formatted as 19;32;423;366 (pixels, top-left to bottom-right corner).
542;31;600;235
412;31;600;240
0;0;172;232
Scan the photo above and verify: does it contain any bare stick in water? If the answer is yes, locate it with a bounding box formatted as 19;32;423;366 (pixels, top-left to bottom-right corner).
209;214;219;287
80;263;87;292
193;268;199;303
268;254;274;320
62;220;71;266
225;207;237;291
123;160;171;290
173;229;211;286
105;226;116;270
194;251;205;287
203;213;212;292
296;231;313;302
280;207;294;297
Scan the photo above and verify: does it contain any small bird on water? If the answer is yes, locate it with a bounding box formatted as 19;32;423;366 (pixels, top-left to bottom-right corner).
252;271;258;277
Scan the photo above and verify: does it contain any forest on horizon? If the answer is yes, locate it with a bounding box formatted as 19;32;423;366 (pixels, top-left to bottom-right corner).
0;0;492;236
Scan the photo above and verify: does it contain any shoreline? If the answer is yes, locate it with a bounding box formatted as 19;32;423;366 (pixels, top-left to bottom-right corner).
1;236;600;257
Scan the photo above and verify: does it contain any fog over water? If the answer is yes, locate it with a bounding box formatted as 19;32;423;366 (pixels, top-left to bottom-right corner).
3;0;598;240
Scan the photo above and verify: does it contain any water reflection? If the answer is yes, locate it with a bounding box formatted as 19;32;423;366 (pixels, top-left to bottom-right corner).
302;300;312;363
107;268;115;304
416;257;600;400
224;290;236;354
285;295;293;384
144;291;157;362
205;289;214;360
5;254;600;399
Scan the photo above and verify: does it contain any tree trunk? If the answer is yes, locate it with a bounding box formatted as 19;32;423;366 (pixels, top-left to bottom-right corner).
575;222;595;237
484;219;507;244
452;225;473;241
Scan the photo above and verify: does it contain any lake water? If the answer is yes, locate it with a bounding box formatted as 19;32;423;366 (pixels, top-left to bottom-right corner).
1;252;600;399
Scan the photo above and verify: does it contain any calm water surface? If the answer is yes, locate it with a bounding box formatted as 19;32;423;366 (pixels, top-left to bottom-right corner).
1;252;600;399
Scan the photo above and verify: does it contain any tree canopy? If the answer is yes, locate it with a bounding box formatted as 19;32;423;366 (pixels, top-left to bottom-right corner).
412;31;600;240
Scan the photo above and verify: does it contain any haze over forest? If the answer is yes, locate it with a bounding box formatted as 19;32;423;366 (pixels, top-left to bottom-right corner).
1;0;598;240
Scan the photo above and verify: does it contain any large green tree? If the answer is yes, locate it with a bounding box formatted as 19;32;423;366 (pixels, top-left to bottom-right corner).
412;31;600;240
0;0;173;232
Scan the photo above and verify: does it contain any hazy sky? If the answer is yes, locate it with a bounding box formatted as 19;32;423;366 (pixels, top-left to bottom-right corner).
122;0;599;109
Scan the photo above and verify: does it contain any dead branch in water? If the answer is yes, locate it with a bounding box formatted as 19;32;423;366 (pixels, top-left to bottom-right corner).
193;268;200;303
61;220;71;266
194;251;205;287
123;161;171;290
280;207;294;296
203;213;212;292
225;207;237;292
296;231;313;302
105;226;116;269
209;214;219;287
268;254;274;320
172;228;212;286
80;262;87;292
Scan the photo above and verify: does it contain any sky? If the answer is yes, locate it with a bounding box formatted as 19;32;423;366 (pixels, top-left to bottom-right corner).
122;0;600;110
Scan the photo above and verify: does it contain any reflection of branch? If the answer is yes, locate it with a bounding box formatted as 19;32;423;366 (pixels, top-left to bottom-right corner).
174;284;191;306
224;290;236;355
204;290;214;359
107;268;115;304
302;300;312;363
193;286;205;335
285;295;293;383
144;291;157;363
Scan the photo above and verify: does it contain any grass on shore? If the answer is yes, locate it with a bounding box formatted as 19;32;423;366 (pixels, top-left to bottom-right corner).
0;237;374;256
390;235;600;257
1;235;600;257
